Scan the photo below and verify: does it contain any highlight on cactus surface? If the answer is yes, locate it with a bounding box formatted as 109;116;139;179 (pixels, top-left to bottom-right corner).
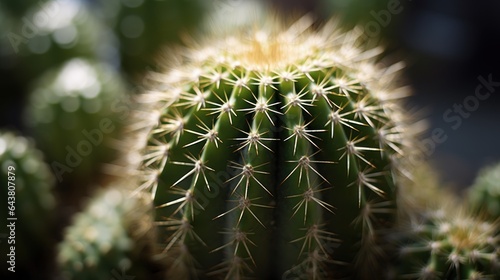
125;15;423;279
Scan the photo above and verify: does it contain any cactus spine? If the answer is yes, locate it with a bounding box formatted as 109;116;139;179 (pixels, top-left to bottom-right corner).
131;17;417;279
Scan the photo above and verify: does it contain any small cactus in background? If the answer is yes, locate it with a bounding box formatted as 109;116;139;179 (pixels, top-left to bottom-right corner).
11;0;118;82
58;186;158;280
24;58;127;198
393;207;500;279
129;16;420;279
467;162;500;220
0;130;55;276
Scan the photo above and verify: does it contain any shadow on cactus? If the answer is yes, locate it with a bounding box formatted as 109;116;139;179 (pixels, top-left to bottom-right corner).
125;14;423;279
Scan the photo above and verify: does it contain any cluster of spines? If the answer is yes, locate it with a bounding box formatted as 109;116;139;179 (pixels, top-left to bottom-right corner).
130;20;418;279
394;208;500;280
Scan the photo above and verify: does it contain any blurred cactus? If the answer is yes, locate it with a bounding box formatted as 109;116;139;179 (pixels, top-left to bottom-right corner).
393;207;500;279
58;186;159;280
11;0;118;81
467;162;500;220
389;163;500;279
93;0;208;77
130;16;420;279
0;0;37;17
0;130;56;277
24;58;128;199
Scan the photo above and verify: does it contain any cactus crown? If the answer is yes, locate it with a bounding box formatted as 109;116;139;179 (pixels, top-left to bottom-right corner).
131;17;418;279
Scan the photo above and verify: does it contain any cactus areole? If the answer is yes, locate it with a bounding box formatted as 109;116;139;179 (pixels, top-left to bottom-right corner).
135;17;415;279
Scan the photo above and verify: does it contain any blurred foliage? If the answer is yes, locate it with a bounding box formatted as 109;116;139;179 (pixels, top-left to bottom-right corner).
467;162;500;220
11;0;117;82
92;0;208;78
0;0;38;17
24;58;128;202
0;2;213;276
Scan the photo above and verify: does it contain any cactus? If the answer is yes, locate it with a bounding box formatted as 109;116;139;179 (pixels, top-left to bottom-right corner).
393;206;500;280
0;130;55;276
58;186;158;280
129;16;419;279
24;58;127;198
467;162;500;220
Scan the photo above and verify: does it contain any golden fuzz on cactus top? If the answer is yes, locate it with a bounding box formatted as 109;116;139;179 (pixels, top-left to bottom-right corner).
128;16;421;279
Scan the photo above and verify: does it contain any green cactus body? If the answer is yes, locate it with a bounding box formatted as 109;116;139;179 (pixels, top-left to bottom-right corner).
395;208;500;280
24;58;127;195
133;18;416;279
58;187;157;280
468;162;500;220
0;131;55;275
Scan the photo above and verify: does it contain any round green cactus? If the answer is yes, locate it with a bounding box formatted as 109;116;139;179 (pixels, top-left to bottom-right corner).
24;58;127;195
131;17;419;279
58;187;158;280
467;162;500;220
394;207;500;279
130;19;422;279
0;130;55;275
